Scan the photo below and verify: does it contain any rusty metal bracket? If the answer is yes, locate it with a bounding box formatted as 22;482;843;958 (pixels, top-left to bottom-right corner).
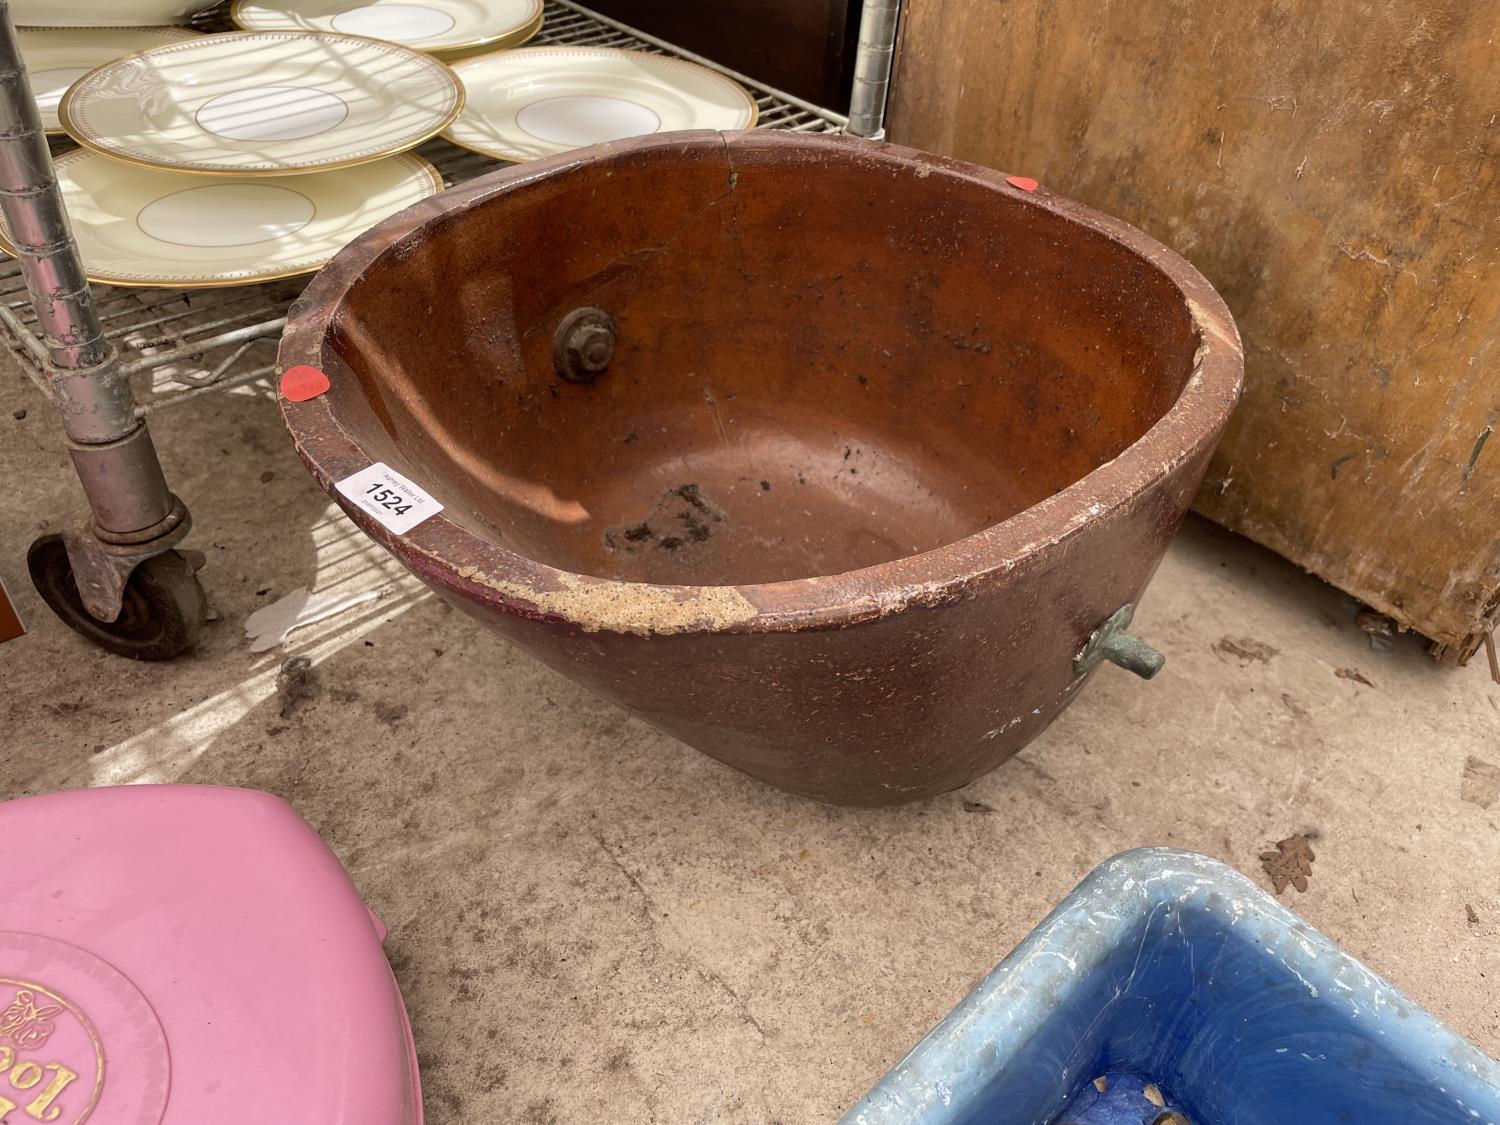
1074;603;1166;680
62;495;194;622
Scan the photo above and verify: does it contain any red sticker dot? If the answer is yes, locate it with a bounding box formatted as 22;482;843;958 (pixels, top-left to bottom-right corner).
1006;175;1039;192
280;364;331;402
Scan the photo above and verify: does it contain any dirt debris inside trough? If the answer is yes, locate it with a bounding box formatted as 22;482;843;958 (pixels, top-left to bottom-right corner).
605;482;727;560
2;365;1498;1123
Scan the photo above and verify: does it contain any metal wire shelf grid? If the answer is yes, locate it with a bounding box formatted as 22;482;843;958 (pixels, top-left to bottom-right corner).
0;0;847;417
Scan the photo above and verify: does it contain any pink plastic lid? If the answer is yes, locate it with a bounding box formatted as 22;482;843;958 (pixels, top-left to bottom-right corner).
0;786;421;1125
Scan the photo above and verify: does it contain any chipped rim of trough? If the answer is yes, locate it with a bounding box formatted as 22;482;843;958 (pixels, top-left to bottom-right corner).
279;130;1245;638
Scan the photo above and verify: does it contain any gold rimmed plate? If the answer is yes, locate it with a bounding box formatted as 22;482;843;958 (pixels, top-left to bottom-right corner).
231;0;543;56
430;11;543;62
60;31;464;176
0;149;444;288
17;27;204;134
442;46;759;163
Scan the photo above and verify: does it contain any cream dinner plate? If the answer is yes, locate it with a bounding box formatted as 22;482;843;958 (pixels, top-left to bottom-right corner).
0;149;443;288
9;1;217;25
443;47;759;163
60;31;464;176
231;0;544;55
17;27;203;134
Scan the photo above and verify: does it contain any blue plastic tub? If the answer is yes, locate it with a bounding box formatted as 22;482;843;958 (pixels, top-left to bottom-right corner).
844;849;1500;1125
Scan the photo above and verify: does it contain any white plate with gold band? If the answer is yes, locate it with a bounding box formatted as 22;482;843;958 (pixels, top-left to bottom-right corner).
9;1;216;25
442;46;759;163
17;27;203;134
60;31;464;176
0;148;444;288
230;0;543;56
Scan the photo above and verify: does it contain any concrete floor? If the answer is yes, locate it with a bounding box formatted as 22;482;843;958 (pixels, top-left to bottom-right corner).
2;357;1498;1123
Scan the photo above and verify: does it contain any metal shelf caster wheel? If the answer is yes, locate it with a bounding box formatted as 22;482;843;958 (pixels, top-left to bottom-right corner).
27;534;207;661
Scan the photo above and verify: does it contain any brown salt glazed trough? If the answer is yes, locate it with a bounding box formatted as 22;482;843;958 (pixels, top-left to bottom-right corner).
278;130;1243;806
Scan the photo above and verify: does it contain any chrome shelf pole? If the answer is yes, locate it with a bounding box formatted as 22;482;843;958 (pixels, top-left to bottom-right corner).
0;0;195;629
847;0;901;140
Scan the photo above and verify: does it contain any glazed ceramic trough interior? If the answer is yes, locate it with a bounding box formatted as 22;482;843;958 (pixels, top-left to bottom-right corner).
281;131;1242;805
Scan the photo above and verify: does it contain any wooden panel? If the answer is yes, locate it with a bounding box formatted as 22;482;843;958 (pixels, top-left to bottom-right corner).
583;0;859;110
888;0;1499;652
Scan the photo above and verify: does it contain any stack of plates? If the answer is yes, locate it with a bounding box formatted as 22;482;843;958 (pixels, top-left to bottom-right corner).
443;46;759;162
7;23;463;287
231;0;546;57
8;4;760;288
19;27;202;133
0;148;444;288
58;32;463;175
